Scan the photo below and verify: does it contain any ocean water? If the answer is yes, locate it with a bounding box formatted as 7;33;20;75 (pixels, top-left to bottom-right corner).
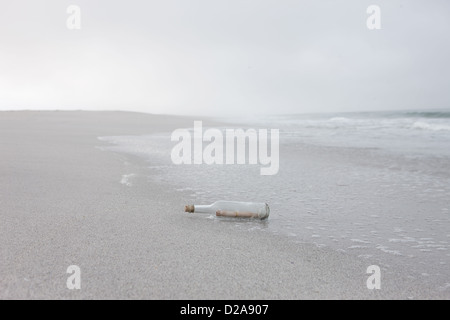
234;109;450;158
99;109;450;290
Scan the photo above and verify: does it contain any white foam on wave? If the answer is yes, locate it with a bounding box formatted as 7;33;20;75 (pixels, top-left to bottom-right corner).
348;245;369;249
388;238;416;243
376;245;402;256
328;117;351;123
411;121;450;131
350;239;370;244
120;174;135;187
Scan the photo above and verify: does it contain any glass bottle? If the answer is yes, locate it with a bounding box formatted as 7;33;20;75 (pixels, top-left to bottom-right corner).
184;200;270;220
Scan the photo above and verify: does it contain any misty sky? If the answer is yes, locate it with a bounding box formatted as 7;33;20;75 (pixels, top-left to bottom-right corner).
1;0;449;116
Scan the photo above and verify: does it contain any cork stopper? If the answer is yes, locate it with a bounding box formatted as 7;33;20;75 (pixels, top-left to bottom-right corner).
184;205;195;213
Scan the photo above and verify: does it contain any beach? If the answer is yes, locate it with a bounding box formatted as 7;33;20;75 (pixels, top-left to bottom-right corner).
0;110;448;299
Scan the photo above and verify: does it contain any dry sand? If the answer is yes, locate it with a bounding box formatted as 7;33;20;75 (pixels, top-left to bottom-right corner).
0;111;446;299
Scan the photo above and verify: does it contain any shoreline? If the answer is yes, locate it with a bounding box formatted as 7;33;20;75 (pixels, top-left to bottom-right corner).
0;111;448;299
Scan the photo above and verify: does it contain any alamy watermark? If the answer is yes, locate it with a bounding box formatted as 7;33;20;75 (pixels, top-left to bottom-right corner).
367;5;381;30
66;265;81;289
366;265;381;289
171;121;279;175
66;5;81;30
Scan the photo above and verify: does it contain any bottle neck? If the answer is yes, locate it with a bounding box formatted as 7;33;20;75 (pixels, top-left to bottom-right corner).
194;204;213;213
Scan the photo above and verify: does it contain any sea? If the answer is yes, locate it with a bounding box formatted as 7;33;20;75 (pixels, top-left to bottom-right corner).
99;109;450;291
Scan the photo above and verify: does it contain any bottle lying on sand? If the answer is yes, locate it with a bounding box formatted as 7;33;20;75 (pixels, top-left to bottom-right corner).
184;201;270;220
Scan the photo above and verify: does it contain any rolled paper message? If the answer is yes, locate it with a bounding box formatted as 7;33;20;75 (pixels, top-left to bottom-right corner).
215;210;260;218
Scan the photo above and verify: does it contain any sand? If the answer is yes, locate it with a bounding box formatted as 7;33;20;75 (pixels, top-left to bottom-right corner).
0;111;447;299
